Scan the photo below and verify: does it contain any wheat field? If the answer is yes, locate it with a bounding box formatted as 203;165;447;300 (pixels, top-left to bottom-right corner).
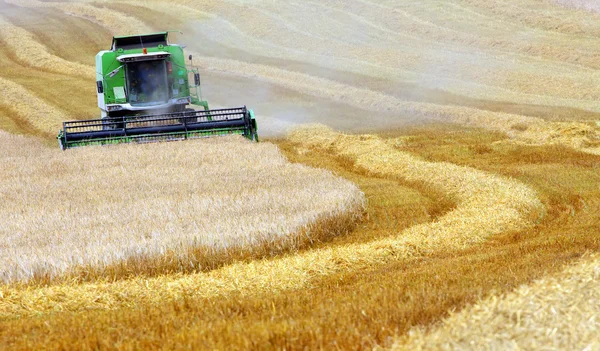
0;132;364;285
0;126;542;317
0;0;599;349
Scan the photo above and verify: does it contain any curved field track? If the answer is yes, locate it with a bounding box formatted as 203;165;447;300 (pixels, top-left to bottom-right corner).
0;0;599;350
0;126;541;317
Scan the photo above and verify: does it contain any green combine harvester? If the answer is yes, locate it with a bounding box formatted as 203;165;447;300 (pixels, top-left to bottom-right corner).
58;32;258;150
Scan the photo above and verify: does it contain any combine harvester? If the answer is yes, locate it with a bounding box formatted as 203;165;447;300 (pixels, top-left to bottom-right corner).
58;32;258;149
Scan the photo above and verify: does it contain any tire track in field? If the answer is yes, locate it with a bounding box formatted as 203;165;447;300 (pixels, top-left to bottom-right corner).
0;14;95;80
0;126;543;317
394;253;600;350
0;78;69;136
4;0;153;35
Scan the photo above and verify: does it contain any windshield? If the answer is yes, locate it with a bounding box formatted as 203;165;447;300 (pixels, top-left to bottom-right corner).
126;60;168;105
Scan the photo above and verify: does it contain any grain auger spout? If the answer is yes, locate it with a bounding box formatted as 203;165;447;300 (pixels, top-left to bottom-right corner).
58;32;258;150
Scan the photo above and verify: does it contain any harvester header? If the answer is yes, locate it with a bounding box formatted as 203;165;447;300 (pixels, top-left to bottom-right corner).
58;31;258;149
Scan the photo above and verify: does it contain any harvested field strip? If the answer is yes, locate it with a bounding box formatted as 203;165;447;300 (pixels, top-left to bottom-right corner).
0;102;41;137
463;0;600;37
97;1;208;26
4;0;152;35
195;56;600;154
185;0;583;69
395;253;600;350
0;78;68;136
0;105;28;136
6;0;600;115
1;8;109;67
0;132;364;284
0;126;542;317
2;127;599;350
0;197;596;350
0;15;94;79
288;125;545;250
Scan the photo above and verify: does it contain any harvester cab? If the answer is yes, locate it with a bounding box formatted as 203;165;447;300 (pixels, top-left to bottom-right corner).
58;32;258;149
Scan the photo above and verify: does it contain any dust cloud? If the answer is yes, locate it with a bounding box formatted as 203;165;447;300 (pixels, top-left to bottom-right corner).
179;16;431;137
175;1;556;138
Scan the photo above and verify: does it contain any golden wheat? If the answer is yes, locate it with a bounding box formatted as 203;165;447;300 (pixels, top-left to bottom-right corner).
4;0;152;35
0;126;543;317
395;253;600;350
0;77;68;135
0;15;94;79
289;125;545;249
0;0;598;347
0;132;364;284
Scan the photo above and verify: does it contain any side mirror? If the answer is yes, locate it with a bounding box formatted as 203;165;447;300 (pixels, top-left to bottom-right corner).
189;54;193;61
194;73;200;86
96;81;104;94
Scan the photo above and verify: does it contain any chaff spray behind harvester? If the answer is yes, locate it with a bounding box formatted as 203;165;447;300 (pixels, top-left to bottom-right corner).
58;32;258;149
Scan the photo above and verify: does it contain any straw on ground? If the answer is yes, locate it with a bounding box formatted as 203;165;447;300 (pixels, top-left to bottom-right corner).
394;253;600;350
0;78;68;136
0;126;543;317
0;15;94;79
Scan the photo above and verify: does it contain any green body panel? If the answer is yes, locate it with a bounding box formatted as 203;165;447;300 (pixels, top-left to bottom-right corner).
97;45;197;106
